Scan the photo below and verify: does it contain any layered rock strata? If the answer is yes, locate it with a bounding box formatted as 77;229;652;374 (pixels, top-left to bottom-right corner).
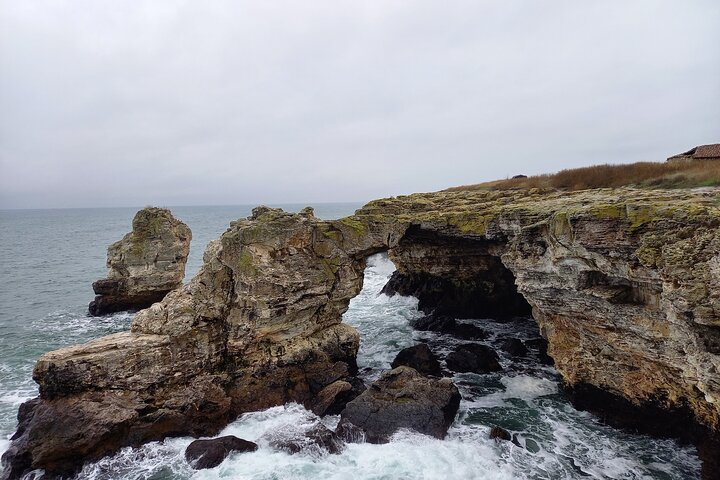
88;207;192;315
354;187;720;456
2;207;402;478
3;187;720;478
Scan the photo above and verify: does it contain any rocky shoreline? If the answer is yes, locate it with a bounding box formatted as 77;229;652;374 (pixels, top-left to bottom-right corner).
2;187;719;479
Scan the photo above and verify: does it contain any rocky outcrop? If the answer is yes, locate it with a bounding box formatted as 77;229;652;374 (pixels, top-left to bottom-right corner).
445;343;503;374
88;207;191;315
185;436;257;469
353;187;720;450
2;206;403;478
309;378;365;416
3;187;720;478
337;366;461;443
391;343;443;377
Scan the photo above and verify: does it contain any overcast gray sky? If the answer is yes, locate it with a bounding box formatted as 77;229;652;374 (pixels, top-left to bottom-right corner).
1;1;718;209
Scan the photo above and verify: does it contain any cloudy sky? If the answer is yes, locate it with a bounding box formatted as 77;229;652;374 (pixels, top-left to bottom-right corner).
1;1;718;209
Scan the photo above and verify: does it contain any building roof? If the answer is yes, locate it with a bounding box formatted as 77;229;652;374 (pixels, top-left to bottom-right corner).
693;144;720;158
669;143;720;160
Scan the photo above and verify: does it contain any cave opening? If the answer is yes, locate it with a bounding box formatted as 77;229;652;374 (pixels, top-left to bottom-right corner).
380;224;533;321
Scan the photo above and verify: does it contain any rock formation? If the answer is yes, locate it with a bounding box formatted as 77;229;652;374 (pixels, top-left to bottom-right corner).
3;187;720;478
445;343;503;374
185;436;257;469
88;207;192;315
2;206;402;478
337;366;461;443
390;343;443;377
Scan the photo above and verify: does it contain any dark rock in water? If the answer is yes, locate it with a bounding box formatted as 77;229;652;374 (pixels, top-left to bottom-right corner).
499;338;529;357
185;436;257;469
391;344;442;377
335;421;366;443
338;366;461;443
446;344;503;374
310;378;366;416
270;424;344;455
489;426;511;441
412;314;488;340
525;337;554;365
88;207;191;316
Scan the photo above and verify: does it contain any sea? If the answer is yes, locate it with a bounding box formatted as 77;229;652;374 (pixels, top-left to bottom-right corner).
0;204;701;479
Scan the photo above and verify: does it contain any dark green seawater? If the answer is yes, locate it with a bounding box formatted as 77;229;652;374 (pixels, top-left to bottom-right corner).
0;204;703;479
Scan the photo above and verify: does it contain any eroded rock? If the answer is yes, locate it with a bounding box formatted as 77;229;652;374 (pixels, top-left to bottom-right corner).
446;343;503;374
88;207;191;315
3;206;404;478
185;436;258;469
337;366;461;443
268;424;344;455
391;343;443;377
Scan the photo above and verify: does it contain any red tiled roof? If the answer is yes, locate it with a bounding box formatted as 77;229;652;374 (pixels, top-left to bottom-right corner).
694;144;720;158
668;143;720;159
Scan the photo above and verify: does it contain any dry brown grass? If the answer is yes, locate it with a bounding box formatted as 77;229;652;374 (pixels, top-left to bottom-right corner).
447;160;720;192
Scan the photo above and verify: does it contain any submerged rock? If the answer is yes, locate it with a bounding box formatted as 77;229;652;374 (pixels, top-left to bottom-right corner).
185;436;258;469
499;338;529;357
269;424;344;455
412;314;488;340
391;343;443;377
445;344;503;374
489;426;512;441
338;366;461;443
88;207;191;316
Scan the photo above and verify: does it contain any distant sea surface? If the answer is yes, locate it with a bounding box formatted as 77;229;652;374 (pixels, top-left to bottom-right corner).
0;204;702;479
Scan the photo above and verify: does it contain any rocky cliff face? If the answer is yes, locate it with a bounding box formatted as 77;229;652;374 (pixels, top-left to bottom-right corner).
88;207;192;315
3;188;719;478
2;207;400;478
354;187;720;438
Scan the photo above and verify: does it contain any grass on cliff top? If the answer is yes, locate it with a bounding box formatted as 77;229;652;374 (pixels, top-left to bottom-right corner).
447;160;720;192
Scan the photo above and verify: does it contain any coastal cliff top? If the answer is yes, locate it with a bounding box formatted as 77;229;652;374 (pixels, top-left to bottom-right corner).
353;187;720;237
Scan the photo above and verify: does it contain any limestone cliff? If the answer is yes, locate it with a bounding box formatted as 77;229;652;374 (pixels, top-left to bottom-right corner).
354;187;720;435
3;188;720;478
2;207;400;478
88;207;192;315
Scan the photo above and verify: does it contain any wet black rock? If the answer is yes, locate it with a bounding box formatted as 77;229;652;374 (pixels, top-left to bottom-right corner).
412;314;488;340
270;424;344;455
499;338;529;357
446;344;503;374
525;337;554;365
391;343;443;377
338;366;461;443
489;426;511;441
185;436;257;469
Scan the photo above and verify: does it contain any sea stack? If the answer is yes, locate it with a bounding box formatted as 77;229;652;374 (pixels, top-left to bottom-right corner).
88;207;191;316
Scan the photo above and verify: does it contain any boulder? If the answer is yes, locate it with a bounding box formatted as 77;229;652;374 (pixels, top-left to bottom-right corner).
412;314;488;340
390;343;442;377
269;424;344;455
88;207;191;315
310;378;365;417
185;436;257;469
337;366;461;443
489;426;511;441
446;344;503;374
499;338;529;357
